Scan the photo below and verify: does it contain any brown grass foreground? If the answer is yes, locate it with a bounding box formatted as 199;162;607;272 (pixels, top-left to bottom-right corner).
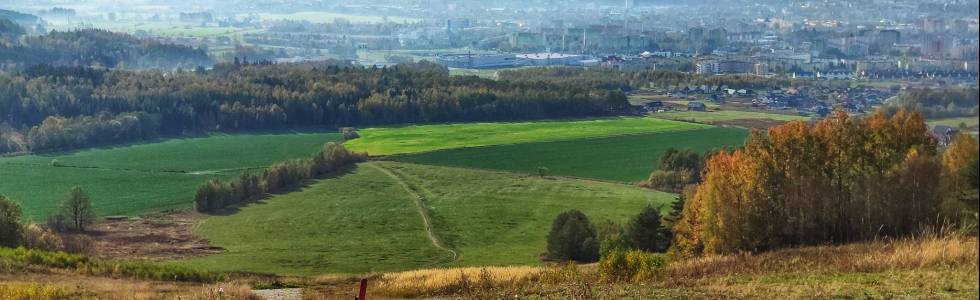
357;234;978;299
0;273;259;300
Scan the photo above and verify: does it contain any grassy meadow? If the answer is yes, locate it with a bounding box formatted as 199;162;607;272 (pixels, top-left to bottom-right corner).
392;127;748;182
178;161;673;275
927;116;979;129
344;117;710;155
0;132;340;219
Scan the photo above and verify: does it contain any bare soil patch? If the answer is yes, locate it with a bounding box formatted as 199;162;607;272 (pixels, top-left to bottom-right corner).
82;211;223;260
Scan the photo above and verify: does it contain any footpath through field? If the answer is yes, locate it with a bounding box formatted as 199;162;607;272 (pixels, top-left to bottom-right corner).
367;163;459;266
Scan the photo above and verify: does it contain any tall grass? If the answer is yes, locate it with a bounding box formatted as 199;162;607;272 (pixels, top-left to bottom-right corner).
666;233;978;280
0;247;224;282
365;233;978;298
374;266;544;298
0;283;71;300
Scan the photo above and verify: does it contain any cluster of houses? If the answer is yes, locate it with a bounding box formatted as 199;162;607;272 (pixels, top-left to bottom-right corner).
640;84;895;118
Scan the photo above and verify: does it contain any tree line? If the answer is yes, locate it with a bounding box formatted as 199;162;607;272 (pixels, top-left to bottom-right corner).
890;88;979;119
194;142;367;212
671;108;980;257
0;61;629;154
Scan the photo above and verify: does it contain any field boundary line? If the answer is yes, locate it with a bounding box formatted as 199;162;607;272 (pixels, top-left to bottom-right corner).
366;163;458;265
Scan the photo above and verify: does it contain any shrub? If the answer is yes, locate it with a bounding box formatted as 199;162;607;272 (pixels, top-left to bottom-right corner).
0;195;23;248
21;224;64;251
546;210;599;262
537;166;550;177
599;249;666;282
340;127;360;140
60;234;95;255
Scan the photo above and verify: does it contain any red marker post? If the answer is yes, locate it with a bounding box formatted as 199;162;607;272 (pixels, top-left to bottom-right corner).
357;278;368;300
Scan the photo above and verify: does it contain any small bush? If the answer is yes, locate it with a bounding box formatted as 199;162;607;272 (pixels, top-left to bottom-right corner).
60;234;95;255
21;224;64;251
644;169;693;191
537;166;550;177
340;127;360;140
599;249;666;282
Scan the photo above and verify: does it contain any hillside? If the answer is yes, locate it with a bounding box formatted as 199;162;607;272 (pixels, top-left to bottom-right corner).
176;161;674;275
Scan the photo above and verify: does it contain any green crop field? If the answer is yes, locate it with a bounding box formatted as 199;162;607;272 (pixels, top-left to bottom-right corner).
653;109;810;124
927;117;979;129
176;161;672;275
391;127;748;183
344;117;711;156
0;131;340;219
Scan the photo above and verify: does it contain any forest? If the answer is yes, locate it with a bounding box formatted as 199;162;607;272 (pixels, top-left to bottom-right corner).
0;61;629;154
0;24;211;70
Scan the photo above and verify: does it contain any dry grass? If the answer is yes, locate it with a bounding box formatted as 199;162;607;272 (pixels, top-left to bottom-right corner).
0;273;259;300
666;234;978;280
373;266;546;298
352;234;978;299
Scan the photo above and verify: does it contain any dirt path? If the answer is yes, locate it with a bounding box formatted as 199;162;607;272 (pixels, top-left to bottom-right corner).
367;163;458;264
252;288;303;300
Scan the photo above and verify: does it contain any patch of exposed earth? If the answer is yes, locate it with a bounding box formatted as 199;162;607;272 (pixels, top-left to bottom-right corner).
81;211;223;260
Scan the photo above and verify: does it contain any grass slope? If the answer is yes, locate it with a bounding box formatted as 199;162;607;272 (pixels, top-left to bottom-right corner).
0;132;340;219
392;127;748;182
176;164;447;276
181;162;673;275
345;117;710;155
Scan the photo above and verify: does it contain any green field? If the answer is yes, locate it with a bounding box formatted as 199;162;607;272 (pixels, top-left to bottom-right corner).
177;161;672;275
345;117;711;156
653;110;810;124
392;127;748;182
927;117;979;129
0;132;340;219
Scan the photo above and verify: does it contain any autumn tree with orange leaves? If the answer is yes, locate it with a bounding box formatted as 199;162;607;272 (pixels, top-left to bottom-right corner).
669;108;969;257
